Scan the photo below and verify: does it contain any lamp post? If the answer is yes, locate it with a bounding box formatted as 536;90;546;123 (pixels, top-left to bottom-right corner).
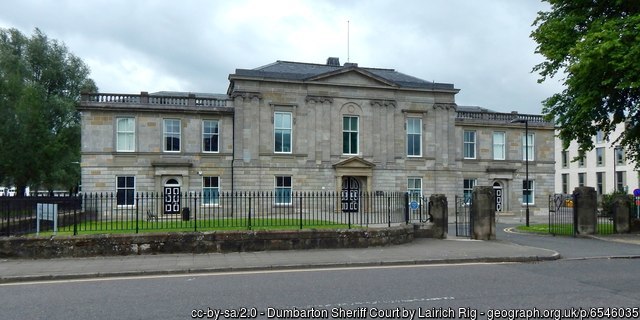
511;118;530;227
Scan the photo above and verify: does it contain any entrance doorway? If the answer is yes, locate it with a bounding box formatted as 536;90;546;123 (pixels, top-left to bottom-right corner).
341;176;360;213
164;179;181;214
493;181;503;212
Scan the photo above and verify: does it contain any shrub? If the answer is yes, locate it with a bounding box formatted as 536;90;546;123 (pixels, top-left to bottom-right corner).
600;191;633;216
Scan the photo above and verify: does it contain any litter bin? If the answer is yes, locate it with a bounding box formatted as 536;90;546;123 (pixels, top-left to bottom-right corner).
182;207;190;221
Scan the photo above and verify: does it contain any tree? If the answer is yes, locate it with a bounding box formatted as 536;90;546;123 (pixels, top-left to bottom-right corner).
0;28;97;196
532;0;640;167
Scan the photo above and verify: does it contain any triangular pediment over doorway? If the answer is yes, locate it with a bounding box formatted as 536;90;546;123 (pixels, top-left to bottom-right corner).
333;157;376;169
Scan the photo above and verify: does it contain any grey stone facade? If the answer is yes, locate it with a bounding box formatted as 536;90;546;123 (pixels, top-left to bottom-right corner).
78;59;555;214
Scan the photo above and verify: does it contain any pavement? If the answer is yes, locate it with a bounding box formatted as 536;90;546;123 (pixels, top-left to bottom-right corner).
0;214;638;284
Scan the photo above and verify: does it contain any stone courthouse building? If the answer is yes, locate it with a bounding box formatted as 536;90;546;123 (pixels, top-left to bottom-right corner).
78;58;555;214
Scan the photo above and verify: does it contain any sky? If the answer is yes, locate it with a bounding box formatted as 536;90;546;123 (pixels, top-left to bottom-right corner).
0;0;562;115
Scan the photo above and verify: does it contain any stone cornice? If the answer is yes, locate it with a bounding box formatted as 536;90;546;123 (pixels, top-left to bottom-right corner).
433;103;457;110
305;95;334;104
370;99;397;108
230;91;262;101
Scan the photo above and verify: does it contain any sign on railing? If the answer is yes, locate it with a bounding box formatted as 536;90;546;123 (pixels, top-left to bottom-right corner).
36;203;58;235
634;189;640;219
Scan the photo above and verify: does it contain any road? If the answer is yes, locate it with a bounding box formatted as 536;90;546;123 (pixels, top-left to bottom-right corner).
3;219;639;320
2;258;640;320
496;221;640;259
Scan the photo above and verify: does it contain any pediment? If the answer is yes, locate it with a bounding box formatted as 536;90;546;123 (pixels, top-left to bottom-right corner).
333;157;376;169
307;69;397;88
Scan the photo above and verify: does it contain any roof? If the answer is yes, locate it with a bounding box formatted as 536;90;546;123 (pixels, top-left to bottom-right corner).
456;105;497;113
230;60;456;91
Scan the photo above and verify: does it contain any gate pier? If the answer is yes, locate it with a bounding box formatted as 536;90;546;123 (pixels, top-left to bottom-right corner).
470;186;496;240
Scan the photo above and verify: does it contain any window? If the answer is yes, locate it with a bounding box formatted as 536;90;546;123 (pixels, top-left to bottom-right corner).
615;147;625;165
522;180;534;205
522;133;534;161
406;118;422;157
561;150;568;168
463;179;476;203
596;172;604;195
616;171;625;192
274;112;292;153
275;176;292;205
164;119;181;152
561;174;569;194
202;120;219;153
596;147;604;166
492;132;505;160
202;177;220;205
596;130;604;143
116;117;135;152
116;176;135;206
463;131;476;159
407;177;422;202
578;154;585;167
342;116;358;155
578;173;586;187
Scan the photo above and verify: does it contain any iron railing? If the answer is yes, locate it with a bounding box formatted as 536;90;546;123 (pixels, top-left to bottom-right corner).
549;194;576;236
454;195;472;237
0;191;431;236
548;193;637;236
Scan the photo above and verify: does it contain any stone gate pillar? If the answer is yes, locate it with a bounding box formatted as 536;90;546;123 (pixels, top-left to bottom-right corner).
429;194;448;239
573;186;597;235
612;194;631;233
471;186;496;240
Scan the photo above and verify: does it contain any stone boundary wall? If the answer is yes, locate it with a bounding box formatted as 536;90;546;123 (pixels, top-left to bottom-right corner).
0;225;419;259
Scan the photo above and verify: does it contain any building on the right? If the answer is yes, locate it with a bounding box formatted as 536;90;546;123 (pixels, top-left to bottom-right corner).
555;122;640;198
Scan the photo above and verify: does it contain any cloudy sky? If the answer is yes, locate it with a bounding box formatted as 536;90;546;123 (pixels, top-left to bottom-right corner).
0;0;562;114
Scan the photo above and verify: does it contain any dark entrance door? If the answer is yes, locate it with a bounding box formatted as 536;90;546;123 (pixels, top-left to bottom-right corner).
493;182;503;212
164;179;181;214
341;176;360;213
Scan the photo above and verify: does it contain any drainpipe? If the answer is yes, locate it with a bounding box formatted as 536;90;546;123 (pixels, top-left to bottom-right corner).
231;105;235;195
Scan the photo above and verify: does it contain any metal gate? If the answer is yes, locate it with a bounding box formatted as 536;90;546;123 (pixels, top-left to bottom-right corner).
549;194;575;236
454;195;472;237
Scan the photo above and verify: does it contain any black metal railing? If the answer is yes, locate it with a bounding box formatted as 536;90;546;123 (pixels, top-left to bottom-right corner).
0;191;431;236
548;193;635;236
454;195;472;237
549;194;576;236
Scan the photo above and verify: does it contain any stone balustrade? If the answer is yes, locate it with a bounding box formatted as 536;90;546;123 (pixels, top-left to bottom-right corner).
81;92;229;107
456;111;549;124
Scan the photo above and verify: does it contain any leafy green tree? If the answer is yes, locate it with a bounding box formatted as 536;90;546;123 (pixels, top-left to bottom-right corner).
0;28;97;196
532;1;640;166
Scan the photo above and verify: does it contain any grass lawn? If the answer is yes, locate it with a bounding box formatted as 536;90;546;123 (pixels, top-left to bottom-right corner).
31;218;360;236
516;223;614;235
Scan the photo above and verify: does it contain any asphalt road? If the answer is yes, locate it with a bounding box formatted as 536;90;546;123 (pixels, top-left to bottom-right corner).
496;222;640;259
3;258;640;320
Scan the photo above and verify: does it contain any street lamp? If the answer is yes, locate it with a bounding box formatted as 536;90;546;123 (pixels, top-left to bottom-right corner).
511;118;530;227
